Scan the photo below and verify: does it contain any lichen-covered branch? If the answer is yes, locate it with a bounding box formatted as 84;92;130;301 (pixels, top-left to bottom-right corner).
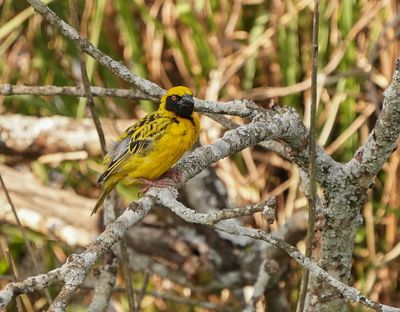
157;189;400;312
305;59;400;312
0;193;154;310
0;269;61;309
8;1;400;310
349;58;400;187
0;116;278;309
0;98;359;311
26;0;163;99
0;84;154;100
1;88;399;310
25;0;260;118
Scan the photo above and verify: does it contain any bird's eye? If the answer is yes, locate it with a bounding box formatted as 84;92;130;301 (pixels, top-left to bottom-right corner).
172;95;177;101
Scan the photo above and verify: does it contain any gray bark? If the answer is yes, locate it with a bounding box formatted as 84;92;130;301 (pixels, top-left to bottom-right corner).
305;59;400;311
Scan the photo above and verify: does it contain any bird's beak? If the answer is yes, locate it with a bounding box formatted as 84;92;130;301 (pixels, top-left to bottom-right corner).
177;94;194;118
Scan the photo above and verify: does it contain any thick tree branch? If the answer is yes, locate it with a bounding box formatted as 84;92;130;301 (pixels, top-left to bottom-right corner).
304;58;400;312
87;256;117;312
350;58;400;187
4;2;397;311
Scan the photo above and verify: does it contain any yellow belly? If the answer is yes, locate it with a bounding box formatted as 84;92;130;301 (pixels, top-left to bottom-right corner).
123;116;199;181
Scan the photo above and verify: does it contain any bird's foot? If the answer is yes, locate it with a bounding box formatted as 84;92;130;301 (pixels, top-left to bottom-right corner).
160;167;182;184
138;169;182;195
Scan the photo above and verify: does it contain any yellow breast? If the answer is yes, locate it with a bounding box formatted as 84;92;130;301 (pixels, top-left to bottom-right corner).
124;112;199;180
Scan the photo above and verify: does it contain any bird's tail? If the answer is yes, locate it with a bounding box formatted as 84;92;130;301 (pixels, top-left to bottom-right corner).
91;179;118;216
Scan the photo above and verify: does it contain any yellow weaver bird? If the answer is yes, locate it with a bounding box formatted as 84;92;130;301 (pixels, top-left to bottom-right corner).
91;86;200;215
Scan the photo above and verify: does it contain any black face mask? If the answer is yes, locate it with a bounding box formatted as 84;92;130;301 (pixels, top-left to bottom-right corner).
166;94;195;119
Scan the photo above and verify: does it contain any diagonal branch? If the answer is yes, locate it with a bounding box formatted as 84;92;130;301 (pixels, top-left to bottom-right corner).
0;105;321;309
1;105;398;311
25;0;260;118
349;58;400;187
157;189;400;312
69;0;106;154
25;0;163;99
0;117;273;310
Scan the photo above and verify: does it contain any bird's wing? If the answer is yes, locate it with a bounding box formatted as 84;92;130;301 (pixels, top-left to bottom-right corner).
98;113;172;183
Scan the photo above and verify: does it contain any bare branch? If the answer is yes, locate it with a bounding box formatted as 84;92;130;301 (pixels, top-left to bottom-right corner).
4;2;397;311
69;0;106;154
0;118;272;309
204;198;276;225
0;107;309;308
0;84;154;100
1;104;397;311
48;3;121;311
157;189;400;312
0;174;53;304
0;269;61;308
244;259;279;312
350;57;400;186
297;1;320;311
25;0;163;99
25;0;260;118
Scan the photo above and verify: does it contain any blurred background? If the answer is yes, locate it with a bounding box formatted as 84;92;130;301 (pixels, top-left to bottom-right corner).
0;0;399;311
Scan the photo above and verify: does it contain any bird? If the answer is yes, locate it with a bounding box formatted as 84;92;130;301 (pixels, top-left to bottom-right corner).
91;86;200;215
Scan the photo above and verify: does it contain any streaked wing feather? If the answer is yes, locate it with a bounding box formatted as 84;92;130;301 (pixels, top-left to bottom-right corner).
108;136;130;162
98;113;171;183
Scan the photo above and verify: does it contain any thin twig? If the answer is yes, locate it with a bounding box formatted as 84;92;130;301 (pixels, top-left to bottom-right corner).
135;271;150;311
0;84;154;100
0;239;24;312
1;39;399;311
119;239;137;311
51;3;117;312
244;259;279;311
25;0;164;98
84;284;229;311
296;1;319;311
25;0;262;118
0;118;276;310
0;174;53;305
0;175;40;271
69;0;106;154
0;175;39;270
205;198;276;225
